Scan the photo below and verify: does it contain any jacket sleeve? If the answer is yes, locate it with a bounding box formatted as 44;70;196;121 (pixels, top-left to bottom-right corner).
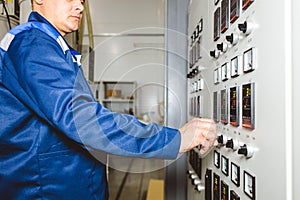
4;29;181;159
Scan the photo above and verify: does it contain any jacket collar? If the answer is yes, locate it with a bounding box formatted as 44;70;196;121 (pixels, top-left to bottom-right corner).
28;12;63;38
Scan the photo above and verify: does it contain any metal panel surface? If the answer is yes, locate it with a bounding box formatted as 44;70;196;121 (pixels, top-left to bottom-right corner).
186;0;298;199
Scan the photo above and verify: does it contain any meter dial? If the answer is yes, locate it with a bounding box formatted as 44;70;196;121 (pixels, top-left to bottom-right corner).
231;162;240;186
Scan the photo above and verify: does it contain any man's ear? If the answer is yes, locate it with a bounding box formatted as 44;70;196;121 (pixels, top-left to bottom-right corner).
33;0;43;5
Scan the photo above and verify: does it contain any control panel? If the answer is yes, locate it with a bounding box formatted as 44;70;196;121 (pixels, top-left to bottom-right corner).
186;0;292;199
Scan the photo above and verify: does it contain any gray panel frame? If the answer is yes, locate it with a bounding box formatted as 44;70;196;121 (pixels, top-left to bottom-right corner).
292;0;300;199
164;0;189;199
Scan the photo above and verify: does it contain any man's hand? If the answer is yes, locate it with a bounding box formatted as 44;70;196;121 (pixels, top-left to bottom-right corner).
179;118;217;155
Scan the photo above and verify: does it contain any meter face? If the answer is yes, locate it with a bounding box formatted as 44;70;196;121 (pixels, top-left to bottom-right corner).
230;86;239;127
220;89;228;124
230;0;240;23
221;0;229;33
242;83;255;129
214;7;221;41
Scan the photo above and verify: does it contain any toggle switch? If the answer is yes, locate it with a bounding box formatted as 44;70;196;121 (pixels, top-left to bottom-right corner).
217;43;228;53
225;139;239;150
195;184;205;192
193;178;201;186
238;21;253;35
190;173;198;180
197;79;204;91
226;33;239;45
238;144;254;158
210;50;220;59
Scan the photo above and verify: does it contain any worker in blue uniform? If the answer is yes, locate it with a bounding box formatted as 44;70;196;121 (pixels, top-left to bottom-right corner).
0;0;217;199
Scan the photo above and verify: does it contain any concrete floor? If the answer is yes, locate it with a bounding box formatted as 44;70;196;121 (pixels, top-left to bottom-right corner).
108;155;165;200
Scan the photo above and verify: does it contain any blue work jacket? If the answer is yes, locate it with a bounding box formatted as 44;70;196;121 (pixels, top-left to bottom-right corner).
0;12;181;199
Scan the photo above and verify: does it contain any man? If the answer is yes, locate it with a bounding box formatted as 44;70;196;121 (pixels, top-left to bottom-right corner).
0;0;217;199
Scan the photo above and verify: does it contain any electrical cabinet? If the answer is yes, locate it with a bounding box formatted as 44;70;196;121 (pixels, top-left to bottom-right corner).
186;0;297;199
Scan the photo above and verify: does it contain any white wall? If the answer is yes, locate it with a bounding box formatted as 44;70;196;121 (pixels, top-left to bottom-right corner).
84;0;166;122
89;0;165;33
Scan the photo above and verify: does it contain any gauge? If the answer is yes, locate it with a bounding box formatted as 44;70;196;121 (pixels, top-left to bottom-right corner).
213;91;220;122
242;0;254;10
221;156;229;176
231;162;240;186
214;150;220;168
243;48;256;72
221;181;229;200
220;89;229;124
231;56;242;77
230;0;240;23
221;0;229;33
213;173;220;200
214;7;221;41
221;62;230;81
244;171;256;199
242;83;255;129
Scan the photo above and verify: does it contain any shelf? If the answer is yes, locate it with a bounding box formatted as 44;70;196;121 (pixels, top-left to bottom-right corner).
93;81;137;116
102;99;134;103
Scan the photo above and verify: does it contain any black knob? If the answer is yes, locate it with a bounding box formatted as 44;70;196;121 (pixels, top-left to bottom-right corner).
216;43;223;51
238;144;248;156
226;34;234;44
217;43;228;52
238;21;247;33
210;50;219;58
226;139;234;149
187;73;192;79
217;135;224;144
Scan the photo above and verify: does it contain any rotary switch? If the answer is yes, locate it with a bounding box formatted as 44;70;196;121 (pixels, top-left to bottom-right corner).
238;144;254;158
217;43;228;53
238;21;253;35
225;139;239;150
226;33;239;45
217;135;228;145
210;50;220;59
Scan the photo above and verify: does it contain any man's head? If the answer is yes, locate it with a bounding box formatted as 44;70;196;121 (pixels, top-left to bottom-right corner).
31;0;85;36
